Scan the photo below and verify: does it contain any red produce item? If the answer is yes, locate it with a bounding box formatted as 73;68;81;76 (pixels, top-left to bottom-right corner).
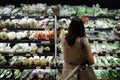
81;16;89;24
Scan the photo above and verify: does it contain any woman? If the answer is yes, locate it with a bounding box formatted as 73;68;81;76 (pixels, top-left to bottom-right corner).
59;17;94;80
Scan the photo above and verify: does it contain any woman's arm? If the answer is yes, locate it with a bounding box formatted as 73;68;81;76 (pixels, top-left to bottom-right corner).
84;38;94;65
86;52;94;65
59;28;65;41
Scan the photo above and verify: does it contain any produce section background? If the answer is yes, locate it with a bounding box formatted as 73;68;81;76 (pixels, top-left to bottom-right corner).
0;0;120;80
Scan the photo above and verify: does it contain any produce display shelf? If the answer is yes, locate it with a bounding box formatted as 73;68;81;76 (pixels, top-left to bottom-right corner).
0;27;53;31
93;66;120;70
92;28;113;31
0;40;55;44
57;16;120;20
89;40;120;43
59;27;120;31
0;66;56;69
55;66;120;70
58;39;120;43
88;28;120;31
0;15;54;20
93;53;120;57
0;52;54;56
86;27;115;31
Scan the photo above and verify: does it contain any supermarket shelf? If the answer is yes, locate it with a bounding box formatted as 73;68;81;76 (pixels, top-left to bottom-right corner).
58;27;120;31
0;65;56;69
88;28;120;31
57;16;120;20
93;66;120;70
58;39;120;43
93;53;120;57
56;66;120;70
0;52;54;56
0;15;54;20
0;40;54;44
0;27;54;31
89;39;120;43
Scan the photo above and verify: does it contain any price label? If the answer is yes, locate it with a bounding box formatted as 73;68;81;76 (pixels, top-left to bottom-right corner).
26;54;30;56
49;16;53;19
115;41;119;44
9;54;13;56
11;16;15;18
92;67;95;69
115;16;120;19
107;67;111;70
90;28;95;31
0;16;1;18
99;67;103;70
70;16;74;19
46;67;51;69
40;16;44;19
33;54;38;56
36;67;41;69
113;28;117;31
85;28;89;32
24;16;28;19
94;41;98;44
41;41;50;44
2;28;7;31
106;54;110;56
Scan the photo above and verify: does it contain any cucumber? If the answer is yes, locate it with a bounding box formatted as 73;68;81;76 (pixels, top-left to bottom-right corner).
0;69;4;75
5;69;11;76
15;72;21;79
20;70;32;79
0;69;8;78
6;72;12;78
14;69;21;78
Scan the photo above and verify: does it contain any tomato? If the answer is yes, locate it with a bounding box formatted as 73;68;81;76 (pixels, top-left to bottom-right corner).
81;16;89;24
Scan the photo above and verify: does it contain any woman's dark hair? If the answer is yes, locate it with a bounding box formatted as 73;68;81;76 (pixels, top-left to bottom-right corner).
65;17;86;46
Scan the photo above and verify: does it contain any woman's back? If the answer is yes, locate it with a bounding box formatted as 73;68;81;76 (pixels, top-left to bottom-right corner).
63;37;90;65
